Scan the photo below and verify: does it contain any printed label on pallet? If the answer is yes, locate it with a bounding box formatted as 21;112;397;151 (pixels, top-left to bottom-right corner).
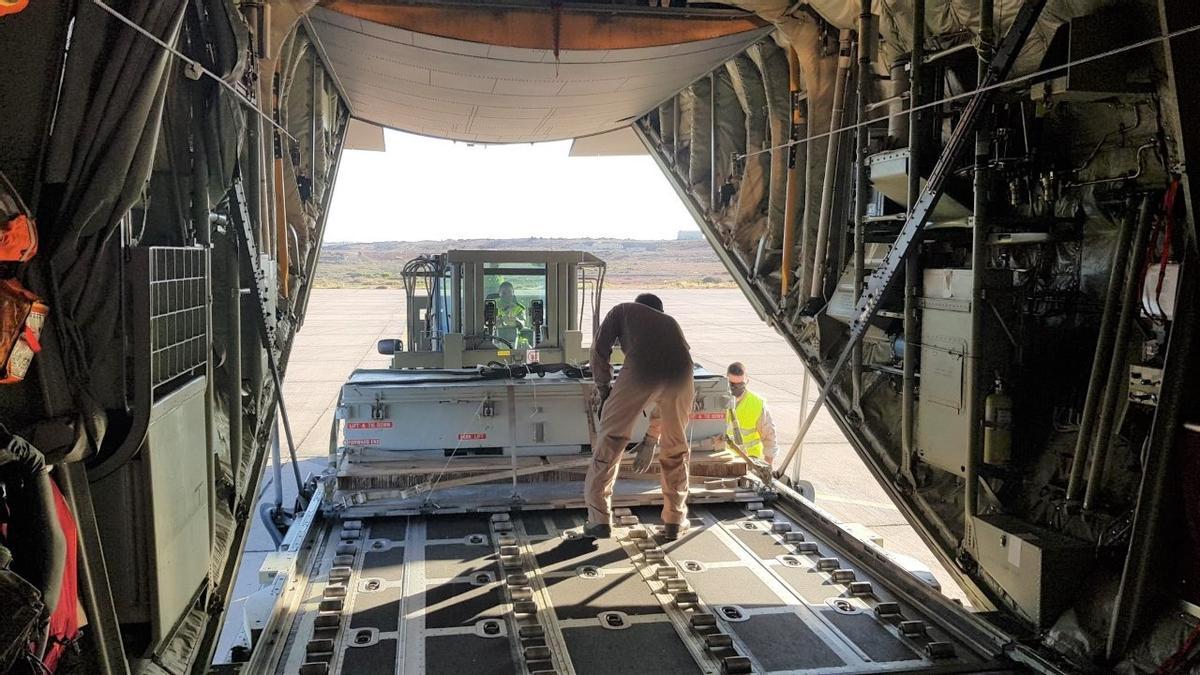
346;421;393;429
457;432;487;441
345;438;381;446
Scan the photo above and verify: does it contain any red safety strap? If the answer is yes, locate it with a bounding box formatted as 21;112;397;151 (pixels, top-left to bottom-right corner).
1154;178;1179;305
43;482;81;672
22;325;40;354
1156;621;1200;674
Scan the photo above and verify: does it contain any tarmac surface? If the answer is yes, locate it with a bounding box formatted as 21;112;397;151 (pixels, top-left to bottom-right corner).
216;287;966;662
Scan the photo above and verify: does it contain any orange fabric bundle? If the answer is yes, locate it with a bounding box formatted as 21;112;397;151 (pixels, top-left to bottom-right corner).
0;214;37;263
0;278;46;384
0;0;29;18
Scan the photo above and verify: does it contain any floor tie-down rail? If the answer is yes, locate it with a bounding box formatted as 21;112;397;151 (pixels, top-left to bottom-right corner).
250;496;1017;674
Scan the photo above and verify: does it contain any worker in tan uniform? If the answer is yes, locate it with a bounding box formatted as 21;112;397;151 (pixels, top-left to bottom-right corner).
584;294;695;541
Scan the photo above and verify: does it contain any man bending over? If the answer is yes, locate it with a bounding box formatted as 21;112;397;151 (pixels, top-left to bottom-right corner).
584;293;694;541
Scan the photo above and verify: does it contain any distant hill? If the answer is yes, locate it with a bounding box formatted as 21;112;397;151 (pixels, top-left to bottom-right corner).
314;238;736;289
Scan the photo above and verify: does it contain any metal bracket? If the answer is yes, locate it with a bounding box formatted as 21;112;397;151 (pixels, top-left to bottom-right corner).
756;485;779;500
229;176;279;356
228;173;307;500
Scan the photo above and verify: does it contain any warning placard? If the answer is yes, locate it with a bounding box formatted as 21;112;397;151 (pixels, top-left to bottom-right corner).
345;438;381;446
347;421;393;429
457;432;487;441
689;412;726;421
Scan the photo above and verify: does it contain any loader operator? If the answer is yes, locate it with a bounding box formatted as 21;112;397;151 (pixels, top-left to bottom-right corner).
725;362;778;467
495;281;527;346
584;293;694;541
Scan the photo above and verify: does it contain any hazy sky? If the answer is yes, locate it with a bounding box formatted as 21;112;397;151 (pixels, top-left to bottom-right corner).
324;130;699;243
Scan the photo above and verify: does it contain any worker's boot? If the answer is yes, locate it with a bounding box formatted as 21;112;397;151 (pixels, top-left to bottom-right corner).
582;521;612;539
661;522;690;541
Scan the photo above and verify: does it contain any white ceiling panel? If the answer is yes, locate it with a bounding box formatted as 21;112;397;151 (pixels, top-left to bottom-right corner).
429;70;496;94
555;79;627;96
308;6;771;143
492;78;567;96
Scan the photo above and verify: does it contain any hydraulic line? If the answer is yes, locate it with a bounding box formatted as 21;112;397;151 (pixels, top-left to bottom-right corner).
274;154;289;298
271;420;284;509
1083;193;1156;511
964;0;995;542
851;3;873;409
265;313;304;499
886;59;909;145
780;47;802;303
1105;245;1198;659
229;281;244;489
1065;197;1140;503
806;29;854;304
710;71;718;210
196;143;218;551
261;421;286;548
673;96;681;165
901;0;926;483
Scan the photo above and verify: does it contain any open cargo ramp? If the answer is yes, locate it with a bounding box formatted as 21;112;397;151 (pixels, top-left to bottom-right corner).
247;490;1014;674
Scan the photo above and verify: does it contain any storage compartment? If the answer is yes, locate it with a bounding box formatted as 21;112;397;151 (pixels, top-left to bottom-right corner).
972;514;1091;628
92;377;212;642
916;269;1014;476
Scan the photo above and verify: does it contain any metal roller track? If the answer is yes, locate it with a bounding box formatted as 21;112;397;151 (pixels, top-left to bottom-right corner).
256;498;1016;674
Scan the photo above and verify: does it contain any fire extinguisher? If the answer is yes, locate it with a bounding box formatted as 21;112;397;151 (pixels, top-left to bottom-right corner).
984;374;1013;465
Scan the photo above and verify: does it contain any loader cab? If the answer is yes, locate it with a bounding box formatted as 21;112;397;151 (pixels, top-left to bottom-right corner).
381;249;605;368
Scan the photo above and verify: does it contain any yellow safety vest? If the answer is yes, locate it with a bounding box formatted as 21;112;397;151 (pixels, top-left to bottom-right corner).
496;301;531;348
727;391;765;458
497;301;526;327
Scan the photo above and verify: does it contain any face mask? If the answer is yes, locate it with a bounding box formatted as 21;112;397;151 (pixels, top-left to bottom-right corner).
729;383;746;397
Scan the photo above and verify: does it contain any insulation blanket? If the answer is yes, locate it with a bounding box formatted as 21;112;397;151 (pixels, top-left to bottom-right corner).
729;0;1114;74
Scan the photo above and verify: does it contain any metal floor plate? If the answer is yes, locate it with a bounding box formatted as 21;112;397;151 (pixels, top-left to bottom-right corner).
267;503;1007;674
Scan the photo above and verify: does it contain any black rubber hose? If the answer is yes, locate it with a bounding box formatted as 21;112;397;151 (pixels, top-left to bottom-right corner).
350;362;594;387
0;427;45;475
259;501;285;549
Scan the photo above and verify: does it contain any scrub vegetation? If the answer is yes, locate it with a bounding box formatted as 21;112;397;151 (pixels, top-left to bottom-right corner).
314;238;737;289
